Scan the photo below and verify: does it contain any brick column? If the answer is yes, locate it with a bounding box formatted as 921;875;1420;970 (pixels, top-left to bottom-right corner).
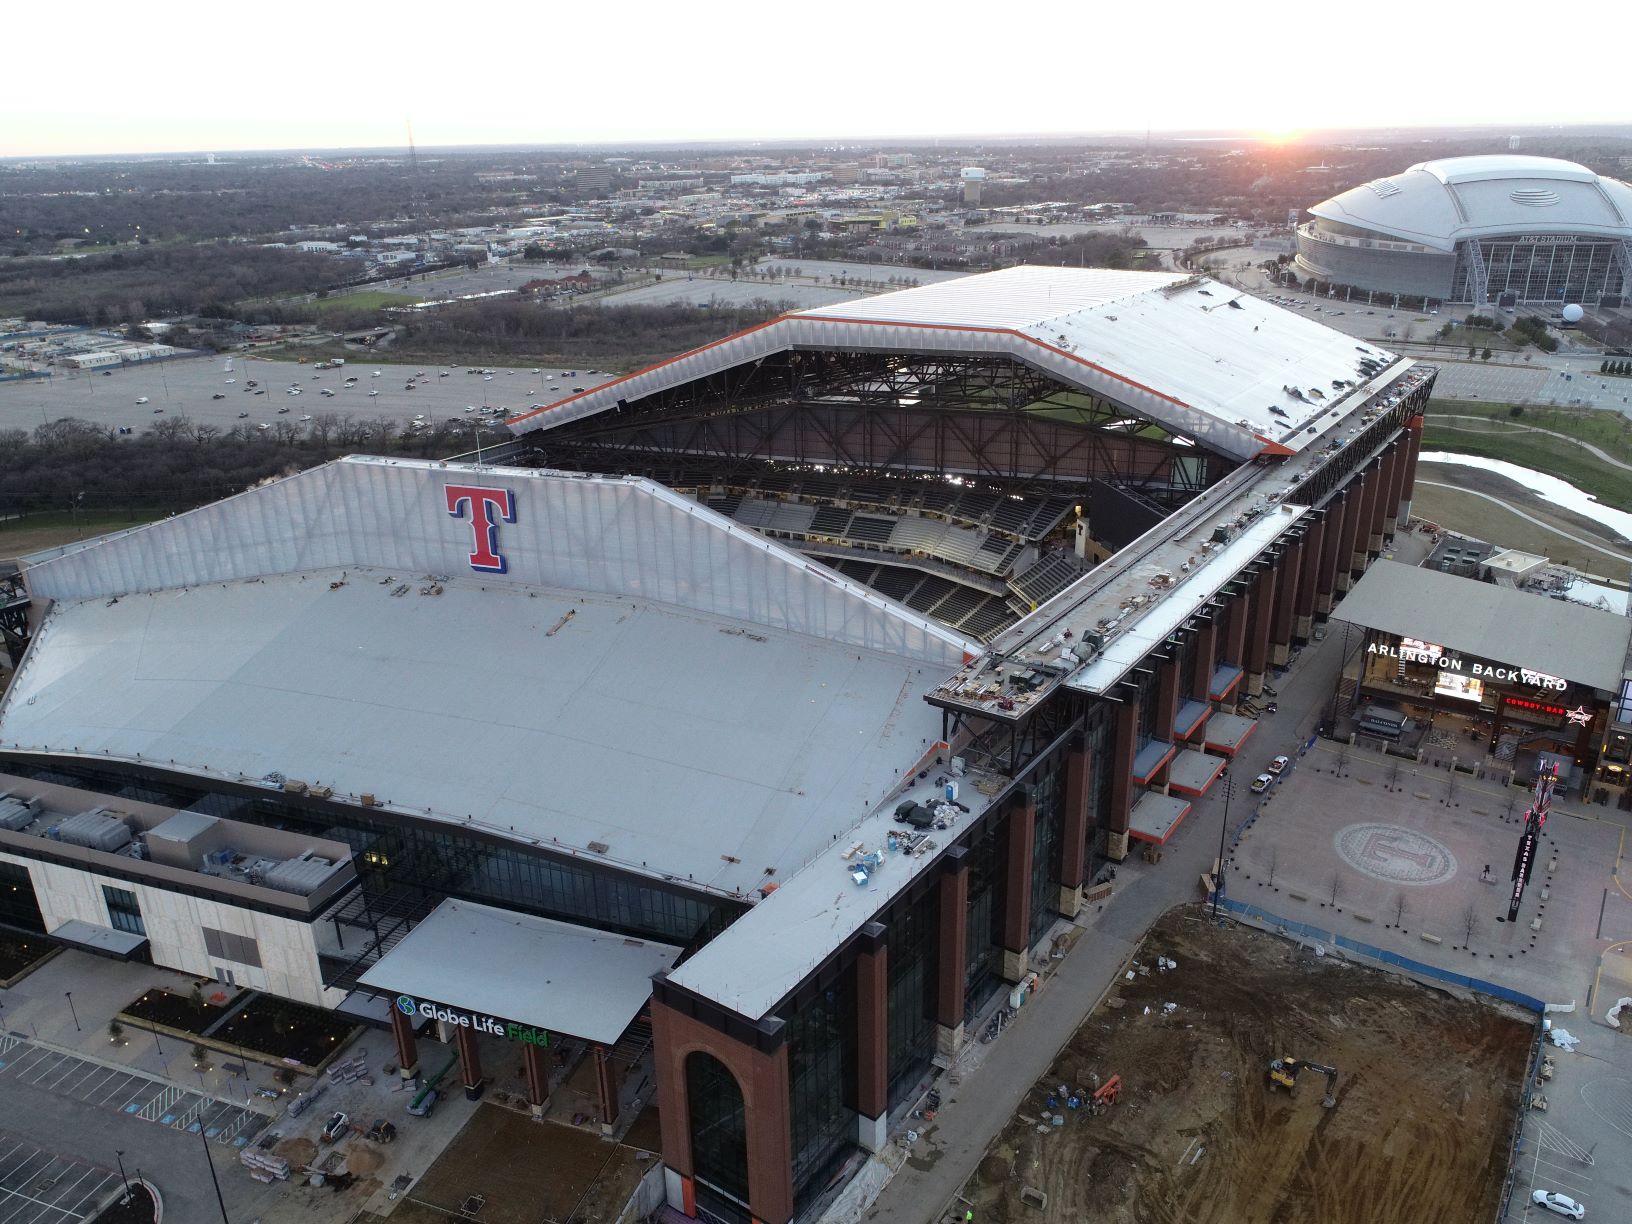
390;1004;419;1082
651;994;795;1224
523;1040;550;1120
1001;794;1037;982
455;1023;484;1100
1335;478;1367;593
854;923;889;1152
1380;440;1407;543
1293;515;1324;640
1191;616;1218;703
1354;464;1381;568
1397;416;1424;527
1058;745;1090;917
1368;446;1397;551
1270;536;1303;667
935;847;970;1055
1107;698;1138;862
1244;565;1278;696
1316;493;1348;612
1153;657;1180;743
594;1045;620;1136
1222;585;1249;667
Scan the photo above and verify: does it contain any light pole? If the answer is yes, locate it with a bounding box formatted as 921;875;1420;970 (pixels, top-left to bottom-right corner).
199;1123;231;1224
1212;778;1235;922
65;991;81;1032
114;1150;130;1204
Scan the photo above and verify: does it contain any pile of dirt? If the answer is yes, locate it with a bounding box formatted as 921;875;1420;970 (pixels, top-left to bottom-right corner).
960;906;1531;1223
274;1136;318;1167
344;1147;384;1176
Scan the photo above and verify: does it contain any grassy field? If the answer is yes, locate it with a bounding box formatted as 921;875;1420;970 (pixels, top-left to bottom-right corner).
311;289;421;314
1435;325;1516;351
1409;478;1629;571
0;510;161;561
1423;398;1632;512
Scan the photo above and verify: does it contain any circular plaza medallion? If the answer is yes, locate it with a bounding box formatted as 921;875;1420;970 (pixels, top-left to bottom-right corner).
1334;823;1457;886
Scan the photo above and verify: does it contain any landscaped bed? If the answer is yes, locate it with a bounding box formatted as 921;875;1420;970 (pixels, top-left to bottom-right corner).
88;1181;155;1224
0;933;57;984
120;985;241;1035
212;996;359;1068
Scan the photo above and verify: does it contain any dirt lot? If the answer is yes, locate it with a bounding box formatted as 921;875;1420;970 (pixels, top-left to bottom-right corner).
406;1104;649;1224
958;907;1531;1224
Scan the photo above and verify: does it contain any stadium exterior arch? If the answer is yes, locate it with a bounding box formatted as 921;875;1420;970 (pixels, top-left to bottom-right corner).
1295;155;1632;307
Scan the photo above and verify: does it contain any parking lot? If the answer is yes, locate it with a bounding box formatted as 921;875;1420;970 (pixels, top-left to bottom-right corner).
0;355;611;435
0;1135;118;1224
0;1037;266;1148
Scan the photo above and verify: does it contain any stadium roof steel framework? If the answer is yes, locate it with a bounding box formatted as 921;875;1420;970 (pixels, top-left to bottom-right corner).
1309;156;1632;253
507;268;1403;486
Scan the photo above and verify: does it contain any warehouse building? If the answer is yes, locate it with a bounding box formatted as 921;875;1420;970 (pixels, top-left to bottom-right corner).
1;268;1431;1224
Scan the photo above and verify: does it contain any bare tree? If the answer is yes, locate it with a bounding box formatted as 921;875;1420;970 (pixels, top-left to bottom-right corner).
1460;903;1477;950
1387;761;1401;791
1327;870;1343;910
1266;847;1279;890
1392;893;1407;930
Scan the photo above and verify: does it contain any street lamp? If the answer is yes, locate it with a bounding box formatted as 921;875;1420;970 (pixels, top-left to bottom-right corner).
114;1151;130;1204
65;991;81;1032
199;1124;231;1224
1212;778;1236;922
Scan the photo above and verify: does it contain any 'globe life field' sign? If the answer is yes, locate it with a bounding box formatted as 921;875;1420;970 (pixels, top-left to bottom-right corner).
395;994;550;1047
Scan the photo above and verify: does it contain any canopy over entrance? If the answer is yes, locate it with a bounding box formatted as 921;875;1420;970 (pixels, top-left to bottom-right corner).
359;899;681;1046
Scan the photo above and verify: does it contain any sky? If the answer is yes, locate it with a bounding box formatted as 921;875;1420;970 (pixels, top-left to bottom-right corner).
3;0;1627;158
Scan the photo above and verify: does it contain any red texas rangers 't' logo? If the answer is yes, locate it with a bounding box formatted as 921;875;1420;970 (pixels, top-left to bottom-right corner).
445;484;516;574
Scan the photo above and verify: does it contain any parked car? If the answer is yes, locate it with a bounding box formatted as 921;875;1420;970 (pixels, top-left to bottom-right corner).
1250;773;1275;794
1267;755;1291;776
1531;1191;1585;1219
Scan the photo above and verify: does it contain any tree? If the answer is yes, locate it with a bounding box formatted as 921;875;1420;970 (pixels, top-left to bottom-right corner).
1391;893;1407;931
1459;903;1477;951
108;1019;126;1045
1481;348;1492;361
1326;870;1343;910
521;242;547;262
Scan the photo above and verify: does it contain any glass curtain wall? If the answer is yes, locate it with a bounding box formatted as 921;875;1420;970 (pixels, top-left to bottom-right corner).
1028;759;1064;946
687;1052;751;1224
786;975;857;1212
961;815;1005;1020
884;882;938;1112
0;860;45;934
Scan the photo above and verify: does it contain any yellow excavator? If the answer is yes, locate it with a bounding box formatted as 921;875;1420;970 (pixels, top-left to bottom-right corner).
1267;1057;1339;1108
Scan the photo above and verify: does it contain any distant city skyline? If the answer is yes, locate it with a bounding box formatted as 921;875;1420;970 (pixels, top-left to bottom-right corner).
4;0;1629;159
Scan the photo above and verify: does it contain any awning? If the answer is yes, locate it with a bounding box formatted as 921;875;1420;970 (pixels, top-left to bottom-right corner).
359;899;681;1047
335;990;396;1030
1209;664;1244;702
48;919;148;960
1204;712;1258;756
1168;749;1227;798
1174;700;1212;740
1132;739;1176;784
1129;792;1192;845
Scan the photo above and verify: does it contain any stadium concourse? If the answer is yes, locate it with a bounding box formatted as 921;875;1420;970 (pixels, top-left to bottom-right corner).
1;268;1432;1224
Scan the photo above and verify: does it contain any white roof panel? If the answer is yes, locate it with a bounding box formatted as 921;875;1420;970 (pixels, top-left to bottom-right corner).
359;899;679;1045
0;568;951;897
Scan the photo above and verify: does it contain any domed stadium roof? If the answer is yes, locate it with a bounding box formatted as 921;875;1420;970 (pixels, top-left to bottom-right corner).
1308;155;1632;253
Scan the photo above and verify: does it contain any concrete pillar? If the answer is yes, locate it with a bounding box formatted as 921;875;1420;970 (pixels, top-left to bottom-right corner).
390;1004;419;1083
1244;566;1277;695
1058;746;1090;917
1355;463;1382;567
935;847;970;1054
854;923;889;1152
1316;492;1348;612
1191;617;1218;704
1107;699;1137;862
1368;446;1397;551
1270;536;1303;667
1293;515;1324;640
455;1023;484;1100
523;1040;550;1120
594;1045;620;1136
1398;415;1424;526
1001;794;1037;982
1380;440;1407;543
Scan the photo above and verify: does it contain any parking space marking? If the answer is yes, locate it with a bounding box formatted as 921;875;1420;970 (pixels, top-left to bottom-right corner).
0;1138;113;1224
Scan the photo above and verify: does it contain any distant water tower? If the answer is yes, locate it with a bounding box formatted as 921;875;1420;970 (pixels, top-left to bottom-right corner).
961;166;986;207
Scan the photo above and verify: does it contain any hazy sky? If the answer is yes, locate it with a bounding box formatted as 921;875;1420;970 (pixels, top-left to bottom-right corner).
4;0;1626;158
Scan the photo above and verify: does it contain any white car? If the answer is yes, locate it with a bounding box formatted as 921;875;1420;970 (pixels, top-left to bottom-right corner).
1267;755;1291;776
135;396;149;404
299;414;312;422
1531;1191;1585;1219
224;378;236;384
1250;773;1275;794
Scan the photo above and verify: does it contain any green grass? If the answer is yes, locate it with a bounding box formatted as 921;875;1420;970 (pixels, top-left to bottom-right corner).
311;289;421;314
1430;325;1516;352
1422;399;1632;513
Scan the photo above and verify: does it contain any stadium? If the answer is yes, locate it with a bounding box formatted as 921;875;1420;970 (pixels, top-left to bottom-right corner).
1295;155;1632;306
0;267;1433;1224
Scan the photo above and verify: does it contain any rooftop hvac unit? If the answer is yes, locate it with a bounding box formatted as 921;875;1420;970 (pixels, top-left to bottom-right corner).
0;793;43;831
55;808;133;853
261;854;345;896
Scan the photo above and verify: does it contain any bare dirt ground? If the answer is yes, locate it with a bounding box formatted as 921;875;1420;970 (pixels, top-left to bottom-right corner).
406;1104;647;1224
958;907;1530;1224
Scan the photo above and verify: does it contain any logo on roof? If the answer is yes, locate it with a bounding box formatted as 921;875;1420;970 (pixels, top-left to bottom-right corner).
395;994;417;1016
445;484;517;574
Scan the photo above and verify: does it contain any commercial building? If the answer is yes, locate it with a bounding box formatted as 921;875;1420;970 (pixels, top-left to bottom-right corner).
1295;155;1632;306
1334;560;1632;797
2;268;1430;1224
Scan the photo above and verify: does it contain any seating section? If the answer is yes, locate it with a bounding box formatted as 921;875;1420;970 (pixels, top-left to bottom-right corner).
1008;551;1088;608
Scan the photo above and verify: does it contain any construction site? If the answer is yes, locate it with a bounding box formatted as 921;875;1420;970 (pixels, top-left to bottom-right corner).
954;907;1532;1223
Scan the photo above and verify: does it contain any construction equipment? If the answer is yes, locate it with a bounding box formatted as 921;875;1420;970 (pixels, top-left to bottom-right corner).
1089;1074;1121;1115
1267;1057;1339;1107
